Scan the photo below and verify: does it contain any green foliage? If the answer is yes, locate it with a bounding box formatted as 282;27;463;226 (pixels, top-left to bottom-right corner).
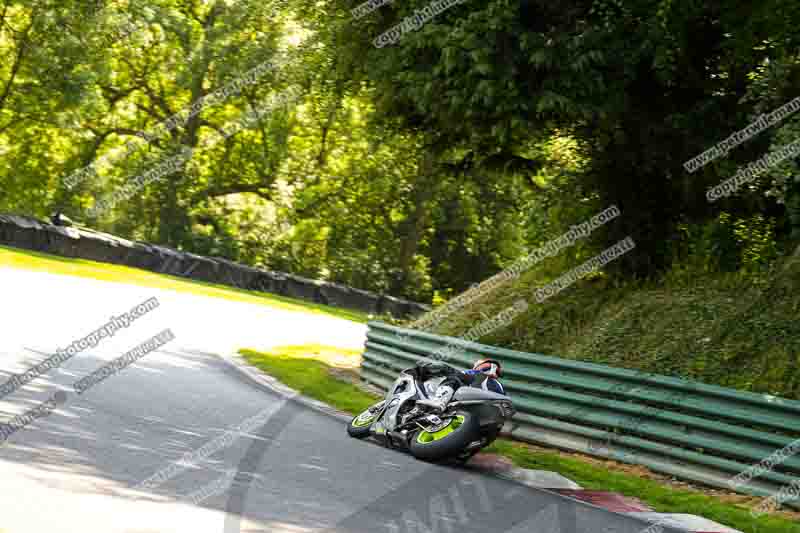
1;0;800;305
733;214;781;271
672;213;780;276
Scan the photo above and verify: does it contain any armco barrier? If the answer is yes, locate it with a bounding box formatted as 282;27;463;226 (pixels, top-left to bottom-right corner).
0;214;429;319
361;322;800;509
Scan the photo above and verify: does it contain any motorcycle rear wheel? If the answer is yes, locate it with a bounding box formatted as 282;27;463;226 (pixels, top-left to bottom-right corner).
409;410;480;461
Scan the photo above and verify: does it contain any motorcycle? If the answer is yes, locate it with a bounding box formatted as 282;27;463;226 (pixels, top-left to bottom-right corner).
347;363;515;462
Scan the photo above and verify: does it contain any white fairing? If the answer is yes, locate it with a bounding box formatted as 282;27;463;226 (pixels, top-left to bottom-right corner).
423;376;446;397
377;373;421;432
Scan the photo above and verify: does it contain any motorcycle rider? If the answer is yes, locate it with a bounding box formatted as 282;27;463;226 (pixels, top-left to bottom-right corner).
415;358;505;413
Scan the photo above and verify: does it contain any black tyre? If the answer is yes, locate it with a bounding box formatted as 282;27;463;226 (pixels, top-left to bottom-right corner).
409;410;481;461
347;404;382;439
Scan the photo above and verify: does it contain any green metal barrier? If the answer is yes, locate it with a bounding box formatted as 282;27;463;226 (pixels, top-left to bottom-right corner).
361;321;800;509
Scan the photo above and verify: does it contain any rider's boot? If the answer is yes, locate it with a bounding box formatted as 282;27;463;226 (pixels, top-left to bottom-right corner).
416;385;455;413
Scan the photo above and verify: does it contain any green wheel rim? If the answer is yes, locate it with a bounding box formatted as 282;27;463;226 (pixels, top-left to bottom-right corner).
416;415;465;444
352;410;376;427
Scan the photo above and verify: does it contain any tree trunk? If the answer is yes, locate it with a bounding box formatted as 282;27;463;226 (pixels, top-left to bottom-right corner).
393;148;436;295
595;134;679;279
158;177;181;245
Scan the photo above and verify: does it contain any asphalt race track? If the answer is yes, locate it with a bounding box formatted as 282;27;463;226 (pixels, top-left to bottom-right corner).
0;267;686;533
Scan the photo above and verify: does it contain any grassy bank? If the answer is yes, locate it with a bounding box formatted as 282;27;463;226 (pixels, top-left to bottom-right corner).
423;249;800;399
0;244;370;323
239;344;800;533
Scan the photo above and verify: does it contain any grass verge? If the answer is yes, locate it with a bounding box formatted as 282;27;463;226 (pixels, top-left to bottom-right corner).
0;244;369;323
239;344;800;533
239;346;373;415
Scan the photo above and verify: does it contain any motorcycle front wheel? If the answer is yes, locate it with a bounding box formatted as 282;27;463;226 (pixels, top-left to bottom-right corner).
409;410;481;461
347;402;383;439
